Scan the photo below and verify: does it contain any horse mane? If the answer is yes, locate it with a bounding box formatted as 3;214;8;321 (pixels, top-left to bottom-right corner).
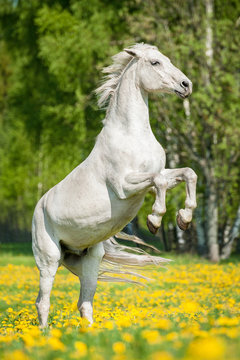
95;43;157;109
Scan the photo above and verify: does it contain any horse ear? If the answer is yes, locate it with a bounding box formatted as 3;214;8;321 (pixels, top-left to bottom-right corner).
124;48;141;58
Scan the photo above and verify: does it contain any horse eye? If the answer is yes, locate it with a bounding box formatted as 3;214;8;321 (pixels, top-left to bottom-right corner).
150;60;160;66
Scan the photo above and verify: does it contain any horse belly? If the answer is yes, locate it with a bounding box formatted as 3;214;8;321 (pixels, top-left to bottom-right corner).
46;181;144;249
57;198;143;248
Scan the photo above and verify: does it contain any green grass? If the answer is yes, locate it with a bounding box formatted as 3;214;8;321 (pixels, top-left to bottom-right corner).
0;242;35;266
0;240;238;267
0;242;240;360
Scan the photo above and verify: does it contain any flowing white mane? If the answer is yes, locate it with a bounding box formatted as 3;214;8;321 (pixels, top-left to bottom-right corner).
95;43;157;109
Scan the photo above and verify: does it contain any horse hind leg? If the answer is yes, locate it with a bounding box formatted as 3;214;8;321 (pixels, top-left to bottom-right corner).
62;242;105;325
32;205;61;328
35;264;59;328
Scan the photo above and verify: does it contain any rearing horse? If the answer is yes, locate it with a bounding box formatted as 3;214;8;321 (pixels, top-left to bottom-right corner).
32;43;197;328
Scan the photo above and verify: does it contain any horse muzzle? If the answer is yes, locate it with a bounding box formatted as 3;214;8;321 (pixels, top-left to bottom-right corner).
175;80;192;99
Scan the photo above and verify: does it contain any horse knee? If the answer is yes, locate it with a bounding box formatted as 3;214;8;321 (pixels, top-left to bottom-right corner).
185;168;197;182
154;176;168;189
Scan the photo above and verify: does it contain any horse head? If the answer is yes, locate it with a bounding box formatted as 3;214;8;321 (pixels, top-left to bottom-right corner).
124;44;192;99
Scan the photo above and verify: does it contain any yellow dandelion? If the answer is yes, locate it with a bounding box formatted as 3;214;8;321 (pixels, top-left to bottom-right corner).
4;350;30;360
22;334;35;348
122;332;133;342
112;341;126;354
141;330;161;345
103;320;114;330
181;301;200;313
75;341;87;356
156;318;171;330
150;351;173;360
48;337;65;351
51;328;62;338
116;317;132;328
217;316;239;327
187;337;226;360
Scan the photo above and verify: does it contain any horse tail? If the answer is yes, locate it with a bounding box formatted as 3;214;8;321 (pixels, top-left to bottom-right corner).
98;233;171;284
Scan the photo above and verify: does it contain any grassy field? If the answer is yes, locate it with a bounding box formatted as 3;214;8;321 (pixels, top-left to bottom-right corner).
0;242;240;360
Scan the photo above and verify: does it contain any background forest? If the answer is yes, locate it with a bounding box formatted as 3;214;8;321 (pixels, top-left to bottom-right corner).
0;0;239;262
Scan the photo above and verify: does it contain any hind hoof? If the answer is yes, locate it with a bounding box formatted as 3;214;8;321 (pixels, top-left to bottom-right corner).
147;216;159;234
177;213;190;231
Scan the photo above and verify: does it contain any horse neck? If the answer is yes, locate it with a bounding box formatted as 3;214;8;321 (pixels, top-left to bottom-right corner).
105;62;150;134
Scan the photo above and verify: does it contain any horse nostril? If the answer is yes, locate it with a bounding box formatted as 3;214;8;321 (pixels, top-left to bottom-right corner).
181;80;189;89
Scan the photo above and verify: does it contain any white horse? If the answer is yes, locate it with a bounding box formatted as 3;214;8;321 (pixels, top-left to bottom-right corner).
32;43;197;328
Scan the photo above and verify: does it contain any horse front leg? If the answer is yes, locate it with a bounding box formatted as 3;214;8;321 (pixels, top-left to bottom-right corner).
108;172;154;200
109;172;168;234
147;176;168;234
161;167;197;230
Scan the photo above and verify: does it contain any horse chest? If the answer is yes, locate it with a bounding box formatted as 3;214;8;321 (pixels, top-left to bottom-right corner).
116;136;166;173
138;142;165;173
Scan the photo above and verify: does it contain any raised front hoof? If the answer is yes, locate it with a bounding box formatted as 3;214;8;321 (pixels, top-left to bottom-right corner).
147;217;159;234
176;213;190;231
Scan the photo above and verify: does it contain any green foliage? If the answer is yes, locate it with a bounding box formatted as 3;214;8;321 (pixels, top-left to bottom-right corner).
0;0;134;229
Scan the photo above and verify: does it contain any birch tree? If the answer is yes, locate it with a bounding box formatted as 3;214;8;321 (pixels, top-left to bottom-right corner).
204;0;219;262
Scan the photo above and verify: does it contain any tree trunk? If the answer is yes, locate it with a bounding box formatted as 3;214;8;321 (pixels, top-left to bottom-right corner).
176;224;185;252
195;204;206;255
206;179;219;262
161;220;169;251
37;134;44;201
204;0;219;262
221;205;240;259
